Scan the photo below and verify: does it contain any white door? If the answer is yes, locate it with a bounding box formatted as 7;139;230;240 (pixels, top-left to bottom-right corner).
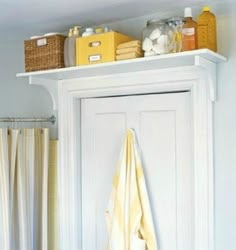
81;92;193;250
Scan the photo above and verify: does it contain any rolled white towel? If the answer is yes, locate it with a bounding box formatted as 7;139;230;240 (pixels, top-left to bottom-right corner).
142;37;153;52
152;44;167;54
149;28;161;40
158;34;169;46
144;50;156;57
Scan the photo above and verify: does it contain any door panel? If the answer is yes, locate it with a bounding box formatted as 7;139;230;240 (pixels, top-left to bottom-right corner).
139;111;177;249
81;92;193;250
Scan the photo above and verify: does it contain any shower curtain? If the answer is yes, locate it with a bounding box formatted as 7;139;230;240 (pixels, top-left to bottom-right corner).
0;128;49;250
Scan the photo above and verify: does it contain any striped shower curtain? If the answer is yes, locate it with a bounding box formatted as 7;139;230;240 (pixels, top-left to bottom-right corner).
0;128;49;250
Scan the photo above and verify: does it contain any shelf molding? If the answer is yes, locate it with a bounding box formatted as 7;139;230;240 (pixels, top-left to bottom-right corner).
195;55;217;101
17;49;226;110
29;76;58;110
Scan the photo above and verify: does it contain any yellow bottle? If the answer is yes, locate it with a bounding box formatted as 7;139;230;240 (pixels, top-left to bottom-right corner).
197;6;217;52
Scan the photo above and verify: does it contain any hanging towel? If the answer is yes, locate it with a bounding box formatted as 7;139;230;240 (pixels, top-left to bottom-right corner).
105;129;158;250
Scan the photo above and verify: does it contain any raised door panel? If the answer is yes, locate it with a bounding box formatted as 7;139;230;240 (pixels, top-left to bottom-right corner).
81;98;128;250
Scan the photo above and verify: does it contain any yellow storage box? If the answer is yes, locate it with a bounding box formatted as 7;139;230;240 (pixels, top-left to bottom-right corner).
76;31;133;66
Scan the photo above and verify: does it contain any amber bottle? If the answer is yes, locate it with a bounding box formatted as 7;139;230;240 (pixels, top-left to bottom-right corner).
182;7;198;51
197;6;217;52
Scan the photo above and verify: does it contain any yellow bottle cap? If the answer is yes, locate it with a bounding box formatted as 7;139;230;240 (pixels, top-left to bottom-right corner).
203;6;210;12
95;27;104;34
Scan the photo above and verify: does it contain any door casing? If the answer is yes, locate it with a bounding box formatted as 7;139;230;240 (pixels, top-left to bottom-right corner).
58;66;215;250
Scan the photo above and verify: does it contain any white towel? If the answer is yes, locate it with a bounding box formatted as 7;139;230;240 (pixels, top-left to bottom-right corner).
105;129;158;250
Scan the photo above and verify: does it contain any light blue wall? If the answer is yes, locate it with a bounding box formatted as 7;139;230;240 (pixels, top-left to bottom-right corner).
0;41;52;118
0;41;55;135
214;7;236;250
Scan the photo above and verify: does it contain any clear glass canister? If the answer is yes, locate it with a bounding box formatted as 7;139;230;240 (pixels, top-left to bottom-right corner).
167;17;185;53
142;19;172;56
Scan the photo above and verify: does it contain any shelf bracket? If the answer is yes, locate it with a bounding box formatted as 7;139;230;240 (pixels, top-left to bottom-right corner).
195;55;217;102
29;76;58;110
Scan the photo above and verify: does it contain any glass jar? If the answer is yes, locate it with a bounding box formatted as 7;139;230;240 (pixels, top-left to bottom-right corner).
142;19;173;56
167;17;185;53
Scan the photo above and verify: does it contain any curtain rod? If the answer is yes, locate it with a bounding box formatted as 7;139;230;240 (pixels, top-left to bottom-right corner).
0;115;56;124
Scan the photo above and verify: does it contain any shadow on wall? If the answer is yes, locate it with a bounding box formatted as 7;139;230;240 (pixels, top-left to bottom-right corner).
213;5;236;250
0;40;57;137
0;40;53;118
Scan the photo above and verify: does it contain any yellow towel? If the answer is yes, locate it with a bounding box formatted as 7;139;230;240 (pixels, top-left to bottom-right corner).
116;52;143;61
105;129;158;250
117;40;141;49
116;47;143;55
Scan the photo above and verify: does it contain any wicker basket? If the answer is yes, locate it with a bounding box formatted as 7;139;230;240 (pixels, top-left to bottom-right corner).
24;34;66;72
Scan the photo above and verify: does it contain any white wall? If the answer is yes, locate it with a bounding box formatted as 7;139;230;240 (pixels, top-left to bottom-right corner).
0;3;235;249
214;7;236;250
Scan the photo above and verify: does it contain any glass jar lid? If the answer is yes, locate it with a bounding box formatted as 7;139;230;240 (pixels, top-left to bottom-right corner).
147;19;166;26
167;16;185;26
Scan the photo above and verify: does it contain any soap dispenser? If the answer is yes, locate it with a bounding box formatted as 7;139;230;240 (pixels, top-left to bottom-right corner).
68;26;81;67
64;29;73;67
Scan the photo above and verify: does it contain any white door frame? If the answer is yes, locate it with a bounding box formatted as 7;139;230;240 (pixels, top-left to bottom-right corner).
58;64;216;250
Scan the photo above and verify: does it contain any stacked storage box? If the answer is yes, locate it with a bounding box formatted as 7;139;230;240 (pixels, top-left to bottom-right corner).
76;31;133;66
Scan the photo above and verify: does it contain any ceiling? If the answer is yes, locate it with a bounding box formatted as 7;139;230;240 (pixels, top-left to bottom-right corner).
0;0;234;40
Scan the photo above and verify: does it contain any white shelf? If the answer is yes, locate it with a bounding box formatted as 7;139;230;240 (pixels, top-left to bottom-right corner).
17;49;226;81
16;49;226;110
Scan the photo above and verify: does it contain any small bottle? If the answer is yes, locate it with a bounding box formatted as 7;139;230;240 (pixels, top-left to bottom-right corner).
64;29;73;67
197;6;217;52
68;26;81;67
95;27;104;34
182;7;198;51
82;28;95;37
